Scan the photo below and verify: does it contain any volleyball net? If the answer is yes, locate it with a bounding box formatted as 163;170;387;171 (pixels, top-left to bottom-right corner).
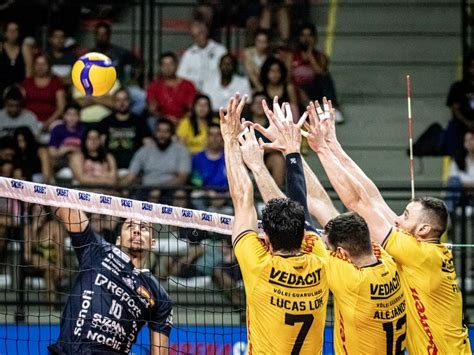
0;177;472;354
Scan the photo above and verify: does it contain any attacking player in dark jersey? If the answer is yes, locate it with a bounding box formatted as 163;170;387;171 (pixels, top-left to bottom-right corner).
48;208;172;354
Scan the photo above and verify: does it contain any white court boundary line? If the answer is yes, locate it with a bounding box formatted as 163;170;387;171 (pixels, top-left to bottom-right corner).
0;177;252;235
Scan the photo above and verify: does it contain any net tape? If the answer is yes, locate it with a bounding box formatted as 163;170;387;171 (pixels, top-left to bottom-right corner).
0;177;259;235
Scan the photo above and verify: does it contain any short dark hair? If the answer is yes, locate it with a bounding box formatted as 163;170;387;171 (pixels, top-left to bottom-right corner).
49;27;65;37
3;85;23;102
64;101;81;113
219;54;238;71
114;88;130;99
160;51;178;63
412;196;448;237
156;117;175;134
95;21;111;34
262;198;305;252
254;28;270;40
299;22;317;37
324;212;372;257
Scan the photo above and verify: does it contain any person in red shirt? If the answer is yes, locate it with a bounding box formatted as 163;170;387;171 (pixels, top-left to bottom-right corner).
22;54;66;131
147;51;197;124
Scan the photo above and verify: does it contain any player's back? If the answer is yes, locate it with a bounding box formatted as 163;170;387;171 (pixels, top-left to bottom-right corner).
328;244;406;354
384;228;471;354
234;230;328;355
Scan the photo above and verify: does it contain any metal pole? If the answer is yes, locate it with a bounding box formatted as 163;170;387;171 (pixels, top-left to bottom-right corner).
148;0;155;82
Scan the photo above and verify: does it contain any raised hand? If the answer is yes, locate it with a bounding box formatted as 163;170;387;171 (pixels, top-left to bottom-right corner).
219;93;248;142
320;97;338;145
238;126;265;172
305;100;329;153
259;101;308;156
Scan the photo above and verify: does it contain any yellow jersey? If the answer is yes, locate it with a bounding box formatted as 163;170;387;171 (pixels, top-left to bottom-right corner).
383;227;472;354
175;116;208;154
302;235;407;354
233;230;329;355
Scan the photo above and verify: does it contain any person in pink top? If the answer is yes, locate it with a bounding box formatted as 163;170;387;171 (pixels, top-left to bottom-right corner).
22;54;66;131
146;51;197;124
69;127;117;187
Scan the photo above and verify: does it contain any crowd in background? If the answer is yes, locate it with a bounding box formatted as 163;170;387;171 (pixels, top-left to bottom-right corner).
0;0;472;305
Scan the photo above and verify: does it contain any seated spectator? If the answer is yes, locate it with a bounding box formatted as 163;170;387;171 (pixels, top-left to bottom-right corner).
0;137;16;162
69;127;117;187
190;123;230;212
48;102;85;179
446;131;474;212
128;60;147;117
176;94;214;154
0;21;33;98
202;54;252;112
0;85;40;139
250;91;285;187
147;52;197;124
260;56;299;117
212;238;242;307
98;88;152;174
445;53;474;156
13;127;51;183
121;118;190;202
243;29;271;91
23;204;63;306
177;20;227;91
22;54;66;131
45;28;76;86
286;23;343;122
72;79;120;123
91;22;135;84
259;0;291;44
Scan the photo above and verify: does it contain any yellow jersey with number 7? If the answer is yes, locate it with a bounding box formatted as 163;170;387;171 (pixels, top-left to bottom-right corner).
233;230;329;355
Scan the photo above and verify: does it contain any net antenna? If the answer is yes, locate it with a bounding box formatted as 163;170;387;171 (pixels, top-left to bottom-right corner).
406;75;415;200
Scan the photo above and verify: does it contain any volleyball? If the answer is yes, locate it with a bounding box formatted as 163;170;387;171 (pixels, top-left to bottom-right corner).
71;52;116;96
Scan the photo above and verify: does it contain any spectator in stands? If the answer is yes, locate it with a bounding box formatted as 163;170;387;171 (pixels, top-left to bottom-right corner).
147;52;197;125
212;238;242;307
190;122;230;212
0;137;15;162
0;85;40;139
260;56;299;117
121;118;190;202
249;91;286;187
0;21;33;98
445;53;474;156
48;102;85;180
69;127;117;187
176;94;214;154
45;28;76;86
22;54;66;131
259;0;291;45
98;88;152;175
286;23;343;122
202;54;252;112
23;204;63;306
177;20;227;91
243;29;271;91
13;127;51;183
446;131;474;212
127;60;147;117
72;79;119;123
91;22;135;84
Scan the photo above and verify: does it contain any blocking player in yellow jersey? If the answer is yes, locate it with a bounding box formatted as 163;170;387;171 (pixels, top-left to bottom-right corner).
306;97;471;354
241;96;407;354
219;94;329;354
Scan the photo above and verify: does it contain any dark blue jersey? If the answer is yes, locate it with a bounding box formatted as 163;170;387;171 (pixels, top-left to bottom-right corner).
49;225;173;354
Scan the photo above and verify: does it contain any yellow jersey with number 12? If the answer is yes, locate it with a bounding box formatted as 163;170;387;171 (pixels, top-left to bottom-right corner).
233;230;329;355
383;227;471;354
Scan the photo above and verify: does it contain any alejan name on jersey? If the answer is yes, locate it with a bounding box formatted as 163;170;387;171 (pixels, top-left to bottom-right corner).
268;267;322;288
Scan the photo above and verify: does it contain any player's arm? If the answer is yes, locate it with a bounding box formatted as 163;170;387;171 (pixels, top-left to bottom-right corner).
239;125;285;203
55;207;89;233
322;99;396;222
302;157;339;227
306;100;391;244
220;94;257;243
150;332;169;355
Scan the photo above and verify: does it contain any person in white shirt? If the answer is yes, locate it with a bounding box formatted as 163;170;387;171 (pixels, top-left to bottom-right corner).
446;131;474;212
201;54;252;112
177;20;227;91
